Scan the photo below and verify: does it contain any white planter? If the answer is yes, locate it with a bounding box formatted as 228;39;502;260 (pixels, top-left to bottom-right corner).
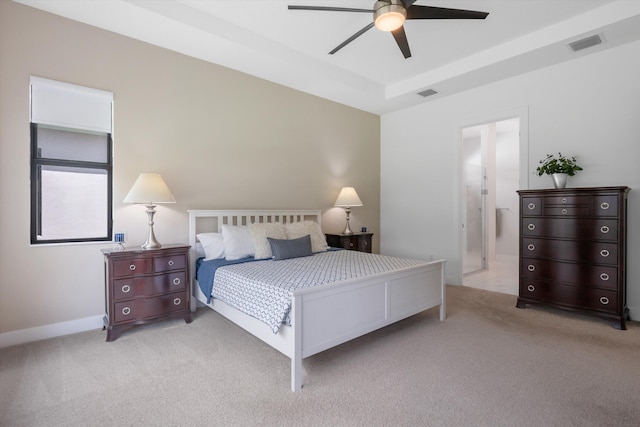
551;173;568;188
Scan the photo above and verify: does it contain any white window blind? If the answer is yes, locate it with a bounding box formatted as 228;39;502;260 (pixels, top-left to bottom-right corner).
30;76;113;133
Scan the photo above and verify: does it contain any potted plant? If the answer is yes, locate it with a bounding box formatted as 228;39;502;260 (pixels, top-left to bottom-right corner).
536;152;583;188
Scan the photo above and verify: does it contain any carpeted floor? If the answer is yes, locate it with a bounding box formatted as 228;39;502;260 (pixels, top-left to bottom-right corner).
1;285;639;426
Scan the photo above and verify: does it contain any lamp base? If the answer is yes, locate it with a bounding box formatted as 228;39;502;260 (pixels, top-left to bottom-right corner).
341;207;354;235
141;204;162;250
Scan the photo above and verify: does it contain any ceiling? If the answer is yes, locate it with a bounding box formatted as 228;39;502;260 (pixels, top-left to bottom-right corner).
15;0;640;114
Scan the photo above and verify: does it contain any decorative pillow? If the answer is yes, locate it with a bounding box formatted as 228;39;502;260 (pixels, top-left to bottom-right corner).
249;222;287;259
221;225;255;260
285;221;329;253
196;232;225;260
268;235;313;261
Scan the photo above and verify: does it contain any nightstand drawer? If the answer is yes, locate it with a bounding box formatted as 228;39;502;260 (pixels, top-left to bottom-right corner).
154;254;187;272
113;272;187;301
113;292;188;323
112;258;153;278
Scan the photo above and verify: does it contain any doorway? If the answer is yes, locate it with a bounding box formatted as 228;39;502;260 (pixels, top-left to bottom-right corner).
461;117;520;295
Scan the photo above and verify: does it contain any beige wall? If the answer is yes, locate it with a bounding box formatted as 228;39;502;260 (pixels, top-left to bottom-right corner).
0;2;380;337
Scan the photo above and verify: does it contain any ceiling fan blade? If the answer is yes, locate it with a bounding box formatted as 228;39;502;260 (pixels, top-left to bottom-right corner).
406;5;489;20
329;22;375;55
391;26;411;59
288;5;372;13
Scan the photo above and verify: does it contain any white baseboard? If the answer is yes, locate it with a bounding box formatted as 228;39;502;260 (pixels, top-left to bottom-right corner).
0;315;104;348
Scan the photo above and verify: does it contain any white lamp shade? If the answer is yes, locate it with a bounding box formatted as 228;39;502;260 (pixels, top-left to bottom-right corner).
123;173;176;204
334;187;363;208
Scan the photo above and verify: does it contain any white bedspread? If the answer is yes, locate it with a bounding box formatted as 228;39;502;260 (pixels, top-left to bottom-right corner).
211;250;427;333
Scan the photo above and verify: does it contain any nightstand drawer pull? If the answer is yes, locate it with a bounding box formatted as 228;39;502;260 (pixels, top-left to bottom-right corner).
561;198;568;203
173;298;181;306
527;244;535;251
600;249;610;257
129;264;136;271
561;209;568;215
600;273;610;281
527;224;535;231
122;307;131;315
527;265;535;272
601;202;610;210
527;203;536;210
172;277;181;285
121;284;131;293
600;226;610;234
349;242;354;247
599;296;609;305
168;260;174;267
527;285;535;292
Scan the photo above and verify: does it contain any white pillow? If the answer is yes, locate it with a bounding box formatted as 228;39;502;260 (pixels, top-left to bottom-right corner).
221;224;255;260
285;221;329;253
196;232;225;260
249;222;287;259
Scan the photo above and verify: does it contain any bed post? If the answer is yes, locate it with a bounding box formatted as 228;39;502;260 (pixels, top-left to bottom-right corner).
439;260;446;321
291;293;303;391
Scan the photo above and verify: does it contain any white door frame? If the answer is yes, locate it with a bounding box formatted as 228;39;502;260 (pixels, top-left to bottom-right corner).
451;106;529;286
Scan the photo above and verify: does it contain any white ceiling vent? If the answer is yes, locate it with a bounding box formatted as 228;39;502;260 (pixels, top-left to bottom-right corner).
417;88;438;98
569;34;603;52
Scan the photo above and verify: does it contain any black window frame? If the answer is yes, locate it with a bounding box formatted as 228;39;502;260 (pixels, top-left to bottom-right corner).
30;123;113;245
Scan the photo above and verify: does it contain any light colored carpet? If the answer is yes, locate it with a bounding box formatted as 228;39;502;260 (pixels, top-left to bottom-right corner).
1;285;639;426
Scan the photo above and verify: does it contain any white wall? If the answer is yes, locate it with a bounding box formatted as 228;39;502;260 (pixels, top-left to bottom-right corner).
381;40;640;318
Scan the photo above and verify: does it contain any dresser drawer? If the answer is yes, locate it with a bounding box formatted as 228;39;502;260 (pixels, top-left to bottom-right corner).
543;206;589;217
112;258;153;278
521;197;541;216
522;218;618;241
154;254;187;272
113;272;187;301
113;291;188;323
543;195;589;206
521;258;617;289
520;280;618;314
522;238;618;265
593;195;619;217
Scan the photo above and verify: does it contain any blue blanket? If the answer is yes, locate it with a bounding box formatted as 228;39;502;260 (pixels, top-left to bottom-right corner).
196;256;260;303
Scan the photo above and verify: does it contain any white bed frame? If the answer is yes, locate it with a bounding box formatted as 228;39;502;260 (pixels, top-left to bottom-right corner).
188;209;446;391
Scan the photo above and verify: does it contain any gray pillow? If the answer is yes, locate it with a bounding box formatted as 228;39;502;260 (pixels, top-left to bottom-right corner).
268;235;313;260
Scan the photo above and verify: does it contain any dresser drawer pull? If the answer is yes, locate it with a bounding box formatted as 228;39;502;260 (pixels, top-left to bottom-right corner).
600;249;610;258
600;273;610;281
600;202;610;210
173;298;182;306
527;224;535;231
527;244;535;251
561;198;568;203
561;209;568;215
599;297;609;305
600;226;610;234
121;284;131;293
527;203;536;210
122;307;131;315
129;264;136;271
527;285;535;292
172;277;181;286
168;260;174;267
527;265;535;272
349;242;354;247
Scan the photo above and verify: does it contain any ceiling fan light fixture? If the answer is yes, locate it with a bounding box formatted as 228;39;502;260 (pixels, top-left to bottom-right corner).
374;0;406;32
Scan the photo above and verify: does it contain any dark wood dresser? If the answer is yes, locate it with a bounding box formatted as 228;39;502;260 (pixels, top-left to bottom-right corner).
102;244;192;341
325;232;373;253
516;186;630;329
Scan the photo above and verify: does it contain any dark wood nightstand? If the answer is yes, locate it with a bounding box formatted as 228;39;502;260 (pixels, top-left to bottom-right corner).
325;232;373;253
102;244;192;341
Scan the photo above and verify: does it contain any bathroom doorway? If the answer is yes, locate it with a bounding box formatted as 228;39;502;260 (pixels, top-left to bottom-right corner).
461;117;520;295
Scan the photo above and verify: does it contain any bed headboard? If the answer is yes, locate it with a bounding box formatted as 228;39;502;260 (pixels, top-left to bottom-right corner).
188;209;322;257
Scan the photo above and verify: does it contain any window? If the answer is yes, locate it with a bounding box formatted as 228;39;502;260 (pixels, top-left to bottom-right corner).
30;77;113;244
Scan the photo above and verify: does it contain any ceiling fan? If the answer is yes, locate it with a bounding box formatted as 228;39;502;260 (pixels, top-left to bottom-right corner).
288;0;489;59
